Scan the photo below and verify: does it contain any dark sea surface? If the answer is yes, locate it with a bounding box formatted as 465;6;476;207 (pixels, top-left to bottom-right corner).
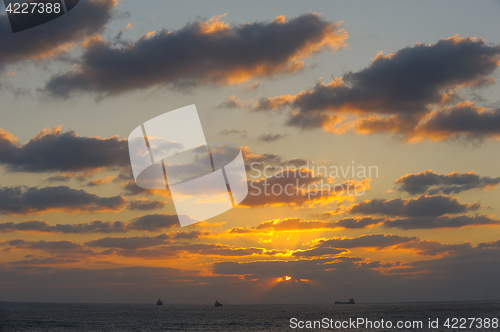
0;301;499;331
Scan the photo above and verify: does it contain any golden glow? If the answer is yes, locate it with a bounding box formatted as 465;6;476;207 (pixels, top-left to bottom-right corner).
199;14;230;34
278;275;292;282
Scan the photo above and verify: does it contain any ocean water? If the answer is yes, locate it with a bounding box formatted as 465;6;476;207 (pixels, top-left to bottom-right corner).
0;302;499;331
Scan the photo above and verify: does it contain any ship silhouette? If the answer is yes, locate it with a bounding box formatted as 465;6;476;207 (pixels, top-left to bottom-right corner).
335;298;355;304
156;299;163;305
214;300;223;307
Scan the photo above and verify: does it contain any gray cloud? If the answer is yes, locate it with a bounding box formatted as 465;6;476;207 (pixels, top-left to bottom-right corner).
0;219;128;234
291;247;347;258
252;36;500;137
240;213;499;233
257;133;289;142
384;215;500;230
349;195;480;217
3;239;92;256
85;234;172;250
121;180;151;196
334;217;384;229
416;102;500;140
127;213;183;231
7;257;79;266
42;13;347;98
319;234;415;250
216;96;246;109
395;169;500;195
0;127;129;173
0;185;127;215
220;129;247;136
289;234;470;257
127;198;167;211
0;213;200;234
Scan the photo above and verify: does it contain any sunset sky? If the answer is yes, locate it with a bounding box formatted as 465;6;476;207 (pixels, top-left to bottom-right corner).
1;0;500;304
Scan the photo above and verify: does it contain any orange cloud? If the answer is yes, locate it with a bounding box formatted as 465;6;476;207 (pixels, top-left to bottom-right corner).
87;176;116;186
199;14;230;34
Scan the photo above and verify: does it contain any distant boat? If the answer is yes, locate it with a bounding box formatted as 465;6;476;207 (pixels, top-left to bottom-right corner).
214;300;223;307
335;298;355;304
156;299;163;305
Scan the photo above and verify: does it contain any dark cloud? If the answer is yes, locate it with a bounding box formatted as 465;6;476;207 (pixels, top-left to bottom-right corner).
291;247;347;257
397;240;471;257
127;198;167;211
251;36;500;138
217;96;246;109
384;215;500;230
395;245;500;286
127;213;182;231
85;234;172;250
395;169;500;195
416;102;500;140
220;129;247;136
25;240;81;250
319;234;415;250
334;216;384;229
0;185;127;215
477;239;500;249
0;212;198;234
46;174;73;182
7;257;79;266
257;133;289;142
121;180;152;196
116;243;265;259
349;195;480;217
296;234;468;257
81;236;262;258
0;0;116;70
2;239;92;256
242;146;282;172
245;81;260;92
42;13;347;98
0;127;129;173
0;219;128;234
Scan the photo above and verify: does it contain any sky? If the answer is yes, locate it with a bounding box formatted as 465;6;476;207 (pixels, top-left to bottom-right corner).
1;0;500;304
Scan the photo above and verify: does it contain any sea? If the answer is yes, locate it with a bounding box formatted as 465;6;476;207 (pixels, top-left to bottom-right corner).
0;301;498;331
